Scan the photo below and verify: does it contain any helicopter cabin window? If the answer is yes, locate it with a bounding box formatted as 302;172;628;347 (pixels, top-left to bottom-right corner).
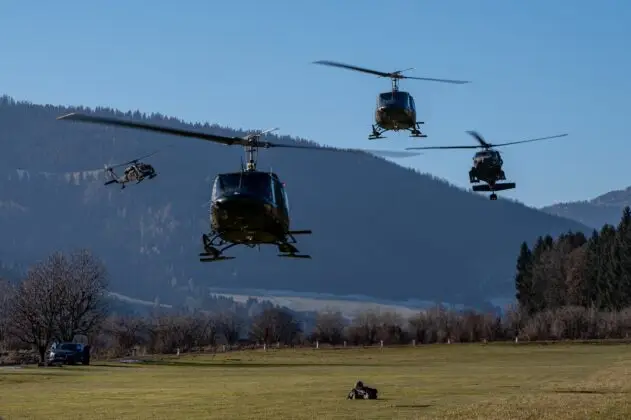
378;91;410;108
272;177;288;211
214;172;274;201
408;95;416;111
211;177;220;202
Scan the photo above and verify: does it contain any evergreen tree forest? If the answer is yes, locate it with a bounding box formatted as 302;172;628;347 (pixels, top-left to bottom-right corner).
513;206;631;340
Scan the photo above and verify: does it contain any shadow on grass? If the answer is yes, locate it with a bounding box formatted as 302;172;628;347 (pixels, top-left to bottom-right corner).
138;359;400;369
89;364;145;369
552;389;627;395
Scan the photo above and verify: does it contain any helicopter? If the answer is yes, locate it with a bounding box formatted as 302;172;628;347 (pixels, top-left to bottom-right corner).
103;151;159;189
56;112;420;261
406;131;569;200
313;60;470;140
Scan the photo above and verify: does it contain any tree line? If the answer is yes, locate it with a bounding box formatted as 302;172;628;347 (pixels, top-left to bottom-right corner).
5;236;631;365
516;206;631;314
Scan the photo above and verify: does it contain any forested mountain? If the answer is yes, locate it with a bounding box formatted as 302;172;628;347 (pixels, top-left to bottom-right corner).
0;95;591;307
541;187;631;230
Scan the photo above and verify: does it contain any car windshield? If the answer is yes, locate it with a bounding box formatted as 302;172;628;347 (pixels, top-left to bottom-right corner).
59;343;79;351
214;172;273;201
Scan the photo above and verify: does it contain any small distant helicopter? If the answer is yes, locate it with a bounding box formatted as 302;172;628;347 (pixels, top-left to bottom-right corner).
313;60;470;140
56;112;420;261
103;151;158;189
406;131;569;200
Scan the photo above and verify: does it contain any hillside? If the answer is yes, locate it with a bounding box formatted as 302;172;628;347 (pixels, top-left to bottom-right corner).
541;187;631;229
0;95;591;307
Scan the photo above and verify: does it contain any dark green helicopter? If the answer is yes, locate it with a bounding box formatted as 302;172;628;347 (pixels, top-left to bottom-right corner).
313;60;470;140
406;130;568;200
57;112;420;261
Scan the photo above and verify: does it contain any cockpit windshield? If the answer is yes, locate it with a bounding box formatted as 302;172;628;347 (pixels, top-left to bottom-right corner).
474;150;499;161
212;172;273;202
377;91;410;108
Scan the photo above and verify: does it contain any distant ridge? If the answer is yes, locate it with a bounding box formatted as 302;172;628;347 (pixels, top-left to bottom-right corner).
0;94;591;307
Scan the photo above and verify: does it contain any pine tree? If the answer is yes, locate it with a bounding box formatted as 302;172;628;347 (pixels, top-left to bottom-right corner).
515;242;534;313
594;225;617;310
614;207;631;308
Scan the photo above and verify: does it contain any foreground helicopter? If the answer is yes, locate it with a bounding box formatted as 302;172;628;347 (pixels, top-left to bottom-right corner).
313;60;470;140
103;151;158;189
56;112;420;261
406;131;569;200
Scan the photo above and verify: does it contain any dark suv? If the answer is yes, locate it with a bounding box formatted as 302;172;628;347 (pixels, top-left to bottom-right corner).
47;342;91;366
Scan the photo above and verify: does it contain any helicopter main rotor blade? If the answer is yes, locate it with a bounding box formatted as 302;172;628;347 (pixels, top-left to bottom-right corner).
313;60;470;84
264;142;420;158
58;112;418;158
466;130;490;148
359;150;421;158
406;132;569;151
403;76;470;84
57;113;249;147
489;133;569;148
109;150;161;169
405;145;480;150
257;127;280;136
313;60;395;78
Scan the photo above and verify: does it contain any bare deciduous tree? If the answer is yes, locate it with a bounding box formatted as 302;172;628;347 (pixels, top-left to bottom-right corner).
56;250;109;342
6;251;109;363
345;310;381;345
313;310;347;345
8;256;67;363
104;315;148;356
250;307;301;345
217;311;243;345
0;278;12;344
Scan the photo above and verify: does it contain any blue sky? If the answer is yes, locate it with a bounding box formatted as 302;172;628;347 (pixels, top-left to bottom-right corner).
1;0;629;208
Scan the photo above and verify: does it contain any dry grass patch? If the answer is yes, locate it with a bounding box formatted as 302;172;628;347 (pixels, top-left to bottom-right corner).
1;344;630;419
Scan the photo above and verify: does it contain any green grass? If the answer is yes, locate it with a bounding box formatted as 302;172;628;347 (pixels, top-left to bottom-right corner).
2;344;631;419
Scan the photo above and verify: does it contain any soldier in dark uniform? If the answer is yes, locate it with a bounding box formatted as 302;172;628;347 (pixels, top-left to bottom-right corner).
346;380;378;399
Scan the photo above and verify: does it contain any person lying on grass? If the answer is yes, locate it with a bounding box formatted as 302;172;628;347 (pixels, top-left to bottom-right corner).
347;381;378;400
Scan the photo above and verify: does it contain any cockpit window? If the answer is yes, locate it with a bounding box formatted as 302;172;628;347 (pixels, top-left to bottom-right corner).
378;91;410;108
214;172;273;201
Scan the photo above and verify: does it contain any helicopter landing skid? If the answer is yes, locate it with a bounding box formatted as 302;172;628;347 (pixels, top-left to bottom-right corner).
277;241;311;259
199;254;236;262
472;183;516;192
278;253;312;259
199;233;239;262
199;230;312;262
368;125;387;140
409;122;427;138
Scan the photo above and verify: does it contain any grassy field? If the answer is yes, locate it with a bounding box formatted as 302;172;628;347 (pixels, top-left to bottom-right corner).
1;344;631;419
